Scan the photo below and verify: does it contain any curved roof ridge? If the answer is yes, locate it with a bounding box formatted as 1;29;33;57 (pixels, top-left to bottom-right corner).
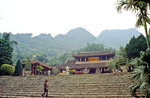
79;50;114;53
74;51;115;57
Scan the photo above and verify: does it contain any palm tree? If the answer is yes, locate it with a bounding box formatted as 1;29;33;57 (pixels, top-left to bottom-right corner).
137;0;150;4
116;0;150;49
130;49;150;97
106;57;121;72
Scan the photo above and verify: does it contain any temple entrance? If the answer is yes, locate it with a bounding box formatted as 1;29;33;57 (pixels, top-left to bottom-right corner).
89;68;96;74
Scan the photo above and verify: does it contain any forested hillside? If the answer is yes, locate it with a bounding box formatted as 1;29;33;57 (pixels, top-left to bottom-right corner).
10;27;98;61
0;27;141;65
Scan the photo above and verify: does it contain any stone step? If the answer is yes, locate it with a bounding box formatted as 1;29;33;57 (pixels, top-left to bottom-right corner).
0;94;132;98
1;88;129;93
0;91;131;96
0;92;132;96
0;73;144;97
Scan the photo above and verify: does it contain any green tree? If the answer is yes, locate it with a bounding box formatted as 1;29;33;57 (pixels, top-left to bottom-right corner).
119;46;127;58
52;67;59;75
118;46;128;66
125;34;147;59
58;53;73;64
25;57;31;71
106;57;121;72
116;0;150;48
2;32;10;41
0;38;13;67
49;52;73;66
81;43;105;52
0;32;18;68
13;59;22;76
36;65;43;73
107;46;129;72
49;58;61;66
2;32;17;45
130;49;150;97
36;54;48;63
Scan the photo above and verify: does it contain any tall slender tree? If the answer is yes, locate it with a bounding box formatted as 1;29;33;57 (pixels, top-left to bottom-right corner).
13;59;22;76
0;38;13;67
2;32;10;41
2;32;18;45
116;0;150;48
25;57;31;71
0;32;17;72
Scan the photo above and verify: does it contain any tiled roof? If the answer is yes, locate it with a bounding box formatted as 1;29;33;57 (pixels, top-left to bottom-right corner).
22;60;53;70
57;60;108;70
73;51;115;57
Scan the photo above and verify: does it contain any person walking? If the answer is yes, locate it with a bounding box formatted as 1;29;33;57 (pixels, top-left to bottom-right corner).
41;80;48;98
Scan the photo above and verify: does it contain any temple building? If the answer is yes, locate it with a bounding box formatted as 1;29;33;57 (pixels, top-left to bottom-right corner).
21;60;53;76
58;51;115;74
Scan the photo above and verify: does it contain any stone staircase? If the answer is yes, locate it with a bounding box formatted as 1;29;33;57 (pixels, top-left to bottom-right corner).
0;72;143;98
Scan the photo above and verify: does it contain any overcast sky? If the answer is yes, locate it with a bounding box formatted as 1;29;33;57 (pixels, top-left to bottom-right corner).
0;0;144;37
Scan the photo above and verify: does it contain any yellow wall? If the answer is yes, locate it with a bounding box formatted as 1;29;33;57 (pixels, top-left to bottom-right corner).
88;57;100;61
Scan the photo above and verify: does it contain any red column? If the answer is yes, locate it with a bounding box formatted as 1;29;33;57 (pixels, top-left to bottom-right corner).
32;64;34;75
35;64;36;75
21;64;23;76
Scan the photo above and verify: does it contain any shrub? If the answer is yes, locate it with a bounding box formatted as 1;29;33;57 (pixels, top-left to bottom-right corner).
69;70;76;74
52;67;59;75
0;64;15;75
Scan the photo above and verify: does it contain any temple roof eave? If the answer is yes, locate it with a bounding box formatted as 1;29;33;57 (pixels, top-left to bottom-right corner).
73;51;115;58
57;62;108;70
22;60;53;70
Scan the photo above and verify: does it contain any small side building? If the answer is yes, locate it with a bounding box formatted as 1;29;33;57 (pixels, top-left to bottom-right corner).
58;51;115;74
21;60;53;76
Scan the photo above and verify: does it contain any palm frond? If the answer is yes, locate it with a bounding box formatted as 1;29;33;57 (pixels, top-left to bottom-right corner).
136;14;144;27
145;16;150;24
116;0;129;12
130;84;141;96
132;67;143;80
140;82;148;90
130;44;150;97
146;87;150;97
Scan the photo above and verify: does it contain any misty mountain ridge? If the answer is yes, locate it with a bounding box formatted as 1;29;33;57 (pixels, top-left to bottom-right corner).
0;27;141;59
97;28;140;48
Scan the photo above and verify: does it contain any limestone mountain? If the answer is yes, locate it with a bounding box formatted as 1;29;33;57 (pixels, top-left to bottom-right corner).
97;28;141;48
55;27;97;50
